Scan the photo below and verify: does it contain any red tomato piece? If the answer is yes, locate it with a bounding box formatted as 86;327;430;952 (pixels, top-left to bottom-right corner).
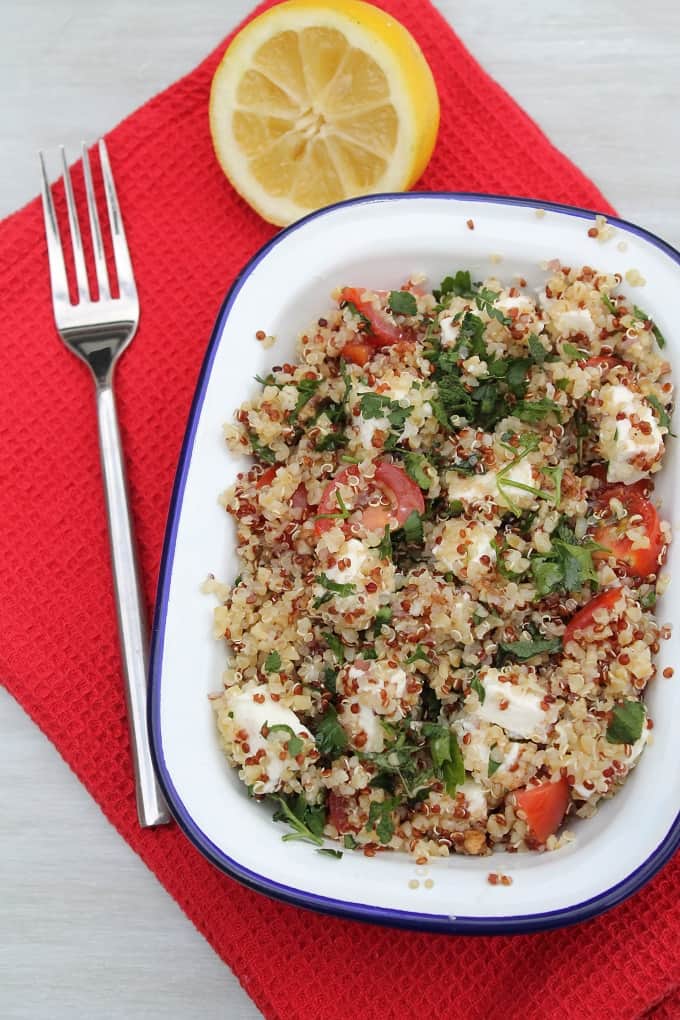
563;587;625;647
591;483;662;577
515;778;570;844
291;483;308;510
584;355;621;370
327;791;360;834
340;340;372;366
340;286;404;348
255;466;277;489
314;461;425;537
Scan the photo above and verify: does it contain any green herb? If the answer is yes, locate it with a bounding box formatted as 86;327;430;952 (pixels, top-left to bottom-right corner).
470;676;486;704
402;510;424;544
314;490;352;523
266;724;303;756
324;632;345;663
323;667;338;694
373;606;393;635
362;647;378;660
272;795;325;847
264;650;282;673
488;756;502;777
343;834;357;849
530;519;603;597
448;499;464;516
316;848;343;859
368;798;399;844
606;700;645;745
362;726;431;800
436;270;475;300
359;391;412;435
633;306;666;348
646;394;672;430
543;465;564;507
313;573;357;609
289;377;321;422
422;723;465;796
316;431;348;452
314;705;349;758
377;526;392;561
498;636;562;661
555;378;569;392
528;333;548;363
601;292;617;315
248;431;276;464
513;398;562;423
254;372;283;388
476;287;512;325
233;574;242;587
388;290;418;316
562;342;584;361
342;299;371;329
640;590;657;610
406;644;432;665
403;452;432;490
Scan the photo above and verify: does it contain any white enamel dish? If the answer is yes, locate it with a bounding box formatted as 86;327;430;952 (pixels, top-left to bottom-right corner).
149;193;680;933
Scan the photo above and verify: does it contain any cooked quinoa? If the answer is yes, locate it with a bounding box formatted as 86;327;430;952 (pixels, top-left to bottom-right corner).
208;265;673;859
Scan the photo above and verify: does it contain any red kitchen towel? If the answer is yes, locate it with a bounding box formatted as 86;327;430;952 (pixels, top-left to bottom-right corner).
2;1;678;1018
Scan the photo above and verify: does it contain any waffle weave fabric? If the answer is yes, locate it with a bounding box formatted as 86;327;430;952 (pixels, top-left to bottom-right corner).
2;2;678;1017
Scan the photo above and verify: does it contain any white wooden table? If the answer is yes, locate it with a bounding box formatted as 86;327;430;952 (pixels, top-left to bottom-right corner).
2;2;678;1017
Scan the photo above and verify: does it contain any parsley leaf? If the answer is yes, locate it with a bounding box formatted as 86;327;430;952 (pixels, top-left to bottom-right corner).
513;397;562;423
264;650;282;673
266;724;303;756
403;452;432;490
437;270;475;300
476;287;512;325
488;756;502;777
388;290;418;316
272;795;325;847
562;342;584;361
471;676;486;704
601;292;617;315
316;848;343;859
401;510;424;544
343;834;357;849
406;644;431;665
377;526;392;560
633;306;666;348
313;705;348;758
368;798;399;844
498;636;562;661
248;431;276;464
646;394;672;430
528;333;548;364
313;573;357;608
422;723;464;796
289;377;321;422
606;700;645;745
373;606;393;635
530;520;603;597
323;667;338;694
323;632;345;663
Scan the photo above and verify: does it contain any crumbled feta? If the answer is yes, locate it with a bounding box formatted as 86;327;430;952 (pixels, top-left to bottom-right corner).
357;414;391;449
552;308;596;340
227;688;306;794
458;780;488;821
447;460;537;510
476;666;558;741
598;384;664;483
324;538;368;585
434;518;497;582
440;315;461;347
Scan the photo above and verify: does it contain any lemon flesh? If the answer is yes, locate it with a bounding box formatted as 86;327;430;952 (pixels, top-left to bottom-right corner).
209;0;440;225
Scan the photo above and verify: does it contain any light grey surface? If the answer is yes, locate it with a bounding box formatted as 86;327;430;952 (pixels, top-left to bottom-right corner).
2;2;679;1018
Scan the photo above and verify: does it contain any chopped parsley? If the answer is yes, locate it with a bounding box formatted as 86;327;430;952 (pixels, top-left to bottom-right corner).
323;632;345;663
633;305;666;348
289;377;321;422
475;287;512;325
498;636;562;661
313;573;357;609
316;848;343;859
343;834;357;850
606;700;645;745
470;676;486;704
313;705;349;758
264;650;282;673
373;606;393;635
272;795;325;847
513;397;562;423
388;290;418;316
601;292;618;315
434;269;476;301
401;510;424;544
266;724;303;757
562;342;585;361
422;723;465;796
368;797;399;844
406;644;432;665
248;431;276;464
403;452;432;490
488;755;502;778
528;333;549;363
377;525;393;560
530;519;603;597
646;394;672;430
322;667;338;694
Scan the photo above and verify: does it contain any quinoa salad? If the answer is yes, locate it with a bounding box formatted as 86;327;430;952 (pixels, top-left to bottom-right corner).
207;264;673;860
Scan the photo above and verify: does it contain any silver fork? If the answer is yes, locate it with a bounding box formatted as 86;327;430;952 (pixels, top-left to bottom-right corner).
39;140;170;828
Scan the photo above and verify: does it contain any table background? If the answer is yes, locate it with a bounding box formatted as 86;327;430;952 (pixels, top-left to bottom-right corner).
2;1;678;1017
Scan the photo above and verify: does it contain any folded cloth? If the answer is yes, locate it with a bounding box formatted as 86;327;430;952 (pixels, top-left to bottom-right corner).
2;1;678;1018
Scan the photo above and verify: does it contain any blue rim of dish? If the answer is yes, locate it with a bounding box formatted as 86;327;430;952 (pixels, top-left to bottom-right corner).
148;191;680;934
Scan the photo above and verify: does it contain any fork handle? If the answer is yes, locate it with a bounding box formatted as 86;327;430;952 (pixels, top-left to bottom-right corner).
95;382;171;827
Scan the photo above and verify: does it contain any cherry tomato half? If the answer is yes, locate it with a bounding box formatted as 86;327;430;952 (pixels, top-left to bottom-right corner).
340;287;405;348
340;340;373;366
515;778;570;844
314;461;425;537
563;587;625;647
591;482;662;578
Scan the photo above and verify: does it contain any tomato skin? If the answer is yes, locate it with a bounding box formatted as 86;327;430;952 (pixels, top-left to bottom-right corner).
340;287;404;347
592;483;662;577
563;587;624;647
255;466;277;489
327;791;360;834
515;778;570;844
341;340;372;366
584;355;621;370
291;483;308;510
314;461;425;537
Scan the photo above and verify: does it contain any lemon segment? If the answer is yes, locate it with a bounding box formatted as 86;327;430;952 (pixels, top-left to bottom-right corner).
209;0;440;225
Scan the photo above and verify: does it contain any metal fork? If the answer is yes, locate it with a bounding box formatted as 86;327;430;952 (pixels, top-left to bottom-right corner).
39;140;170;827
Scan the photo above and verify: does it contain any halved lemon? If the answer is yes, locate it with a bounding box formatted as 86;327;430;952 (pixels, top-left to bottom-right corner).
209;0;440;225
